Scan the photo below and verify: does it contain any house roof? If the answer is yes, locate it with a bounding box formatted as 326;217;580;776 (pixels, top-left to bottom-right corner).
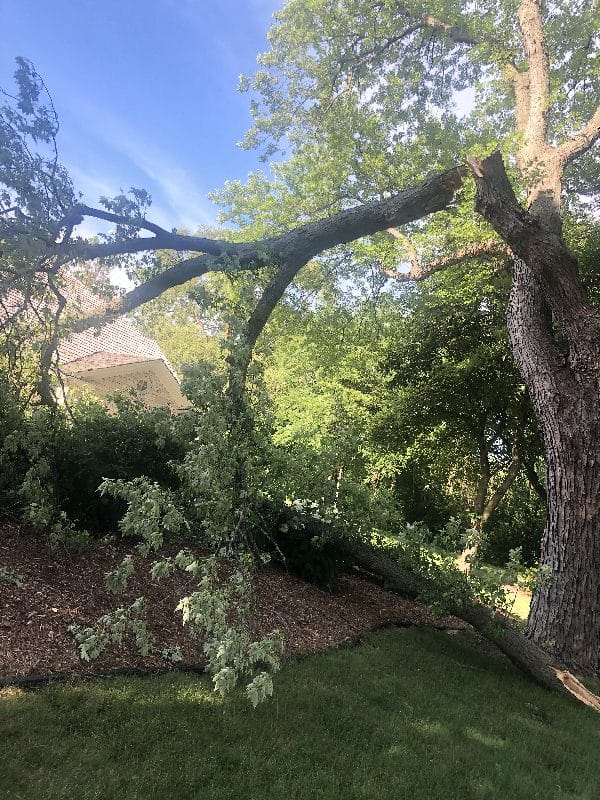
58;278;175;374
58;278;190;408
2;274;190;409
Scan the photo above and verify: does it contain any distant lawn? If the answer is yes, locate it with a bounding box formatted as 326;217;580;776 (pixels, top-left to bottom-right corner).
502;585;531;621
471;563;532;622
1;628;598;800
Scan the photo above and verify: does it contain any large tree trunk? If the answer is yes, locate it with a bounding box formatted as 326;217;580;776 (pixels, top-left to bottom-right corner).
527;411;600;673
471;153;600;675
508;260;600;673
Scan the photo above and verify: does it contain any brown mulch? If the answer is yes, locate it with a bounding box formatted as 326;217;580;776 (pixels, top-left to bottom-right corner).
0;523;466;683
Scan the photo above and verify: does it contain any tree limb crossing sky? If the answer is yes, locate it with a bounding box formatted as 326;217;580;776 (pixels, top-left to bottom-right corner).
1;0;281;233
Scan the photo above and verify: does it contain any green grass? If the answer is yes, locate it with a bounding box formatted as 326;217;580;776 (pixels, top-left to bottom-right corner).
1;628;598;800
503;586;531;620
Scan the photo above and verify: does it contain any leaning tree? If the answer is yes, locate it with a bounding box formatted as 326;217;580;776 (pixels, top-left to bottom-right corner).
1;0;599;685
215;0;600;675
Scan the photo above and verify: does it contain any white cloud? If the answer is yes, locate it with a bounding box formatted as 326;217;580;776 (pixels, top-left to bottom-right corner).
124;145;217;231
66;101;218;232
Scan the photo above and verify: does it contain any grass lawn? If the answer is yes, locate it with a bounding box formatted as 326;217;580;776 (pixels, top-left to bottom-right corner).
1;627;598;800
502;585;531;621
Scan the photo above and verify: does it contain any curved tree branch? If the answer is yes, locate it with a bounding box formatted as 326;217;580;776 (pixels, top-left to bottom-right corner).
70;165;466;331
381;238;510;283
340;3;482;79
556;105;600;165
67;206;245;261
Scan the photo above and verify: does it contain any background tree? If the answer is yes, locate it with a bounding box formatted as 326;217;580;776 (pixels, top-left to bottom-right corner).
374;263;545;566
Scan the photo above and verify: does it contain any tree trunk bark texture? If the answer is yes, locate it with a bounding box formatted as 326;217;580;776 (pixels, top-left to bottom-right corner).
471;153;600;675
526;419;600;674
508;261;600;674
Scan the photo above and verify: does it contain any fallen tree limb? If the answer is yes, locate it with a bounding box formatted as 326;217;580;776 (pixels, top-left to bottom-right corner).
340;538;600;712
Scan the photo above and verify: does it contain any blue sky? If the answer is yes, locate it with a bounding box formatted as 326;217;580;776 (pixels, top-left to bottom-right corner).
1;0;282;232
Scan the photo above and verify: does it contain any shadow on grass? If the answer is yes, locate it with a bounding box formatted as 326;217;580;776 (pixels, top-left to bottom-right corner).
1;627;598;800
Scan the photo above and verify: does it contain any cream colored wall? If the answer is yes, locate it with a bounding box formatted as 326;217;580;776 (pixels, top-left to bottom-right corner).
62;360;191;411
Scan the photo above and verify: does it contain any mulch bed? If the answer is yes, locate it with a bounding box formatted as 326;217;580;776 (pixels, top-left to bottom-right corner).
0;523;466;684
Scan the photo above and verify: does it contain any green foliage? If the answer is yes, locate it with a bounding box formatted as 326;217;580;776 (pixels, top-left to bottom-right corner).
384;446;466;531
0;395;188;539
384;523;514;619
0;60;80;396
567;216;600;308
174;550;283;707
69;597;183;664
368;265;546;551
258;296;408;540
0;374;28;508
385;516;546;625
100;476;186;551
0;58;76;276
58;398;188;533
475;477;545;567
503;547;554;594
69;358;285;705
239;0;598;209
433;517;469;552
251;497;350;590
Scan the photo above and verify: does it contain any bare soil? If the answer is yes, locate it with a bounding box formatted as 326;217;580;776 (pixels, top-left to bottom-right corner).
0;522;465;682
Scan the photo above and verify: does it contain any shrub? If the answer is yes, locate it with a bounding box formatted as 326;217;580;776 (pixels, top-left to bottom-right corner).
251;498;350;590
0;388;193;536
52;397;190;532
0;377;28;510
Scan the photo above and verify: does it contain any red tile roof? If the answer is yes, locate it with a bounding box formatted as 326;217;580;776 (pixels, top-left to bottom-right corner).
2;273;176;376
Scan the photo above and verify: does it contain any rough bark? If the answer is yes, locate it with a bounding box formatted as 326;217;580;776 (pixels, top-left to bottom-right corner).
470;153;600;674
507;259;600;673
340;537;600;712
